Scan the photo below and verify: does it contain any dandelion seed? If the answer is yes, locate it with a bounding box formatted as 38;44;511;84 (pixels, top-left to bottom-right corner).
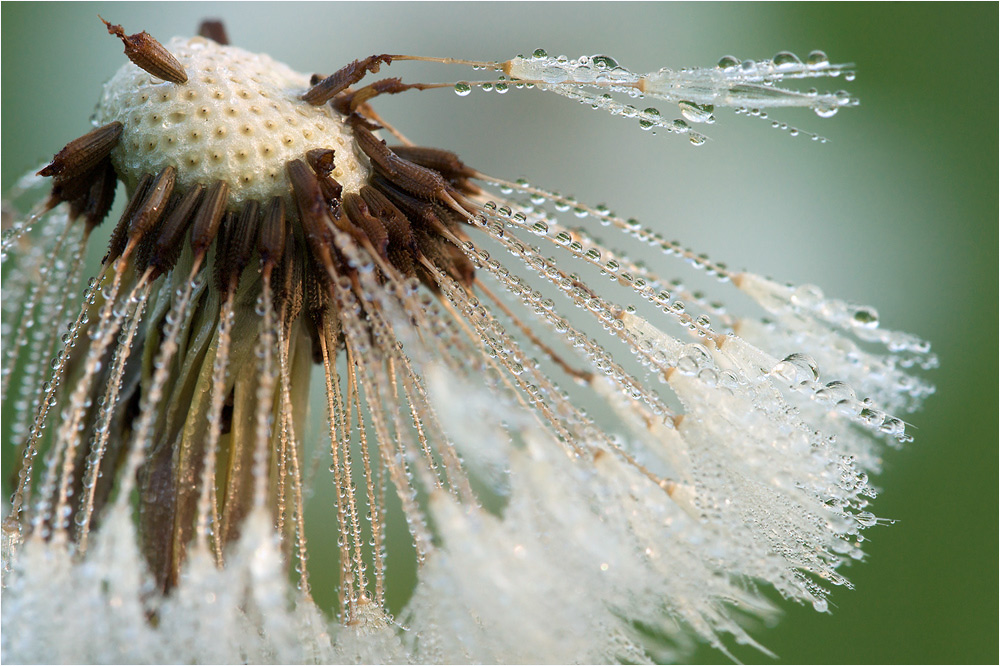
1;18;934;664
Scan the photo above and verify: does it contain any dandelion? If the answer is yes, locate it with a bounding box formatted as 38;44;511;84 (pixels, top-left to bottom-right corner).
0;18;935;664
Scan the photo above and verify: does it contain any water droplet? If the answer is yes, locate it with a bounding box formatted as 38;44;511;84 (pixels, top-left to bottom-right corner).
638;107;660;130
676;355;698;375
678;100;715;124
806;50;830;67
880;415;905;437
856;511;878;527
772;353;820;384
814;380;857;404
851;307;879;328
772;51;802;69
591;54;619;70
697;367;718;386
532;48;548;59
454;82;471;97
813;102;839;118
717;55;739;70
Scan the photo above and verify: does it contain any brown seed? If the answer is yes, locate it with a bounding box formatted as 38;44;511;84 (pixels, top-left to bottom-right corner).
371;173;450;233
318;175;344;208
102;17;188;84
49;160;108;212
227;201;261;286
306;148;336;177
38;122;124;182
300;54;392;106
258;197;287;269
197;19;229;46
189;181;229;259
359;185;417;253
389;145;480;193
134;191;180;273
105;173;153;265
78;159;119;231
363;185;421;280
342;193;389;258
212;211;235;288
126;166;176;242
288;159;338;270
351;120;450;201
149;184;205;278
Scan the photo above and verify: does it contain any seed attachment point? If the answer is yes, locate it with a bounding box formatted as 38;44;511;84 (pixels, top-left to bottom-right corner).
100;17;188;84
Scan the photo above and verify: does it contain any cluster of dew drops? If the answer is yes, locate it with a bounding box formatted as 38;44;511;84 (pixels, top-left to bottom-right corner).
451;48;856;145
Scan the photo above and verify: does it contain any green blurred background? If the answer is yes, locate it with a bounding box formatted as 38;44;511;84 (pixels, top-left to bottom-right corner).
2;3;995;663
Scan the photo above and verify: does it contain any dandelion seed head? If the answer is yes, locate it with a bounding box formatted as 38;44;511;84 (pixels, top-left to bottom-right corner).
1;16;936;664
95;36;369;207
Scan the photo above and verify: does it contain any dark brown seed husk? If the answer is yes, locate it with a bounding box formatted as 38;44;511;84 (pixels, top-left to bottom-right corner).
189;181;229;259
306;149;337;177
78;159;119;230
300;54;392;106
288;160;338;270
126;166;176;243
258;197;287;269
38;122;124;182
225;201;260;290
389;145;480;193
371;173;451;232
197;19;229;46
105;173;153;264
50;159;111;217
135;191;180;274
212;211;236;291
358;185;418;255
351;121;451;201
148;184;205;278
102;18;188;84
318;176;344;208
342;193;389;258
